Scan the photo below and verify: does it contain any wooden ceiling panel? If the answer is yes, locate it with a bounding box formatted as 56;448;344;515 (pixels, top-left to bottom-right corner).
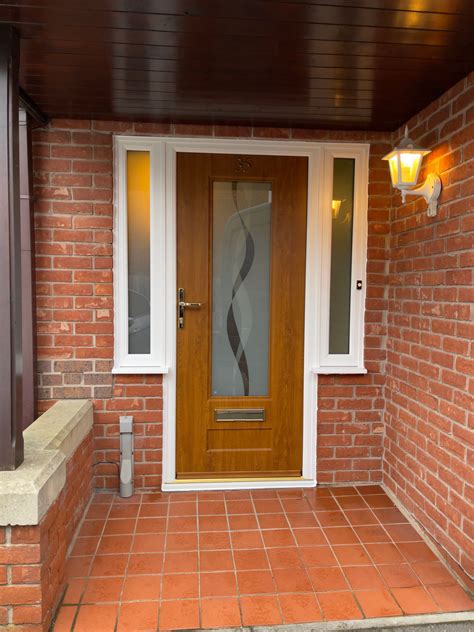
1;0;473;130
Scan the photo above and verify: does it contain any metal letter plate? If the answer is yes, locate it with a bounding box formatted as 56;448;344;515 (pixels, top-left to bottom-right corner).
214;409;265;422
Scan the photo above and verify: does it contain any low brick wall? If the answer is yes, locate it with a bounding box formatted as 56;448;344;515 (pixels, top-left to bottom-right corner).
0;403;93;631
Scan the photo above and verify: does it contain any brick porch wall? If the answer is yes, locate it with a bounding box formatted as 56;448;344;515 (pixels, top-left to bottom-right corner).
0;431;93;631
384;72;474;589
32;124;391;489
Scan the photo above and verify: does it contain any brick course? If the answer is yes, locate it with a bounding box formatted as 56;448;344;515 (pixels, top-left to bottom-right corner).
32;123;391;490
384;72;474;589
0;431;93;630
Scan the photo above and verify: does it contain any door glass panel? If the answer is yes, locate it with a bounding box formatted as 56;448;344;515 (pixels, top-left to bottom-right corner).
212;181;272;396
329;158;355;354
127;150;151;354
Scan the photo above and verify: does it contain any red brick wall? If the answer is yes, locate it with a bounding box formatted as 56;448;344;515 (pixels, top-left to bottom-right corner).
0;431;93;631
32;123;391;489
384;72;474;588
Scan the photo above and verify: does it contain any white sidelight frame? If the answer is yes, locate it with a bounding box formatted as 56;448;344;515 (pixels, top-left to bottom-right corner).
113;136;369;491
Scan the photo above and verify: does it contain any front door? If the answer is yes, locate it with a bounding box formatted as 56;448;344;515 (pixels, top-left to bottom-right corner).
176;153;308;479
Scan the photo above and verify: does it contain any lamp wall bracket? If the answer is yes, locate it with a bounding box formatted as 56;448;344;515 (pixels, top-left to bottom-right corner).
399;173;442;217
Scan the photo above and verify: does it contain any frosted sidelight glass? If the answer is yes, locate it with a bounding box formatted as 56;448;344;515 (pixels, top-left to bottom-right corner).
127;151;151;354
212;181;272;396
329;158;355;354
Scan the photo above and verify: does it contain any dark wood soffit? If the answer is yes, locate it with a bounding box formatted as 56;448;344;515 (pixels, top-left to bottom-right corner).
1;0;474;131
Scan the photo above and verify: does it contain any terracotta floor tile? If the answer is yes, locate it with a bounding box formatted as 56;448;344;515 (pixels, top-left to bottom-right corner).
228;514;259;530
53;605;77;631
365;542;404;564
66;555;93;578
141;492;168;502
159;599;199;630
165;532;198;551
299;545;337;568
398;542;438;563
273;567;313;593
331;486;358;496
114;494;143;505
79;520;105;537
62;578;86;604
240;595;282;626
122;575;161;601
108;504;140;519
97;535;133;555
103;518;136;535
385;523;422;542
307;566;348;592
281;498;312;513
343;565;385;590
378;563;421;588
86;504;110;520
163;550;198;573
135;517;167;534
287;512;319;529
132;533;166;553
200;571;237;597
231;530;264;549
199;515;228;532
336;496;369;511
168;501;196;516
252;489;279;499
316;511;349;527
233;549;269;570
357;485;384;495
267;546;304;569
201;597;242;628
278;489;307;499
344;509;378;526
305;487;332;499
363;495;395;508
257;513;289;529
237;570;275;594
200;549;234;571
82;577;123;603
253;499;283;513
169;492;197;503
262;529;296;548
333;544;373;566
226;499;254;514
355;588;403;617
89;554;128;578
224;490;251;500
199;531;231;550
293;528;327;547
139;503;168;518
161;572;199;599
373;507;408;524
198;501;226;515
427;584;474;612
167;516;197;532
412;561;456;585
354;525;390;543
127;553;163;575
74;604;118;632
308;497;339;511
71;536;100;557
279;593;322;623
116;601;159;631
324;526;359;545
391;586;440;614
318;591;363;621
198;491;225;500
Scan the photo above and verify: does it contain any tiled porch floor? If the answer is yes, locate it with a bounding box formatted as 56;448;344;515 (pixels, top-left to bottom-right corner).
54;485;473;631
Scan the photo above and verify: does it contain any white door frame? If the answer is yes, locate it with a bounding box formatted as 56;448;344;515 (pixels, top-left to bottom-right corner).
139;137;370;492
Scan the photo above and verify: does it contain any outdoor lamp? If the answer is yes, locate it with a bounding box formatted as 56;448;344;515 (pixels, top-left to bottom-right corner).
382;126;441;217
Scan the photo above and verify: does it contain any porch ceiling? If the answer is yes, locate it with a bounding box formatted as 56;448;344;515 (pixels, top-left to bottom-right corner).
2;1;474;131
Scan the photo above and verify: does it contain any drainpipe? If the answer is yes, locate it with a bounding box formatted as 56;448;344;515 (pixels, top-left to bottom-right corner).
119;415;134;498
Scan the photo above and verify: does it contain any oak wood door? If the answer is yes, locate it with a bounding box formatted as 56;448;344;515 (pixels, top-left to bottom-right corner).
176;153;308;478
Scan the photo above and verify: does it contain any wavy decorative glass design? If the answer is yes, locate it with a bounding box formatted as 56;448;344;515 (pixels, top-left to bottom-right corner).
212;181;272;397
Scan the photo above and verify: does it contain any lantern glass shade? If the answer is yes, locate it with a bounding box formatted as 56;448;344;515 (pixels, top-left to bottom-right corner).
382;129;430;189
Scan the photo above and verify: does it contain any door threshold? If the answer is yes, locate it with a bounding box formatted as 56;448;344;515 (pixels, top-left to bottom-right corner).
162;476;316;492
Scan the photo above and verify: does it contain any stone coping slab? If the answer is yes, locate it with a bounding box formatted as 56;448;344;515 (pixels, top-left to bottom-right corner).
0;400;92;526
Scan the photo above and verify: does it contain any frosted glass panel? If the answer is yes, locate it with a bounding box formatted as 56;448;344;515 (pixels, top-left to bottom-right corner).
329;158;355;354
212;181;272;396
127;151;151;354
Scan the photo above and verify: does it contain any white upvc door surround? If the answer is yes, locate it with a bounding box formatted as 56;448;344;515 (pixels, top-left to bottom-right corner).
113;136;370;492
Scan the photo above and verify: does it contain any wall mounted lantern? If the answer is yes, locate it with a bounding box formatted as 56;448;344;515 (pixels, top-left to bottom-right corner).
382;126;441;217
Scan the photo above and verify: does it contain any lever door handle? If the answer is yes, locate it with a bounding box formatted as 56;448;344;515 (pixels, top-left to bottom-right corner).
178;288;203;328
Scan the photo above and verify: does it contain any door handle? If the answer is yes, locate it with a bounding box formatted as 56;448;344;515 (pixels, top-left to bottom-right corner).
178;288;202;328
